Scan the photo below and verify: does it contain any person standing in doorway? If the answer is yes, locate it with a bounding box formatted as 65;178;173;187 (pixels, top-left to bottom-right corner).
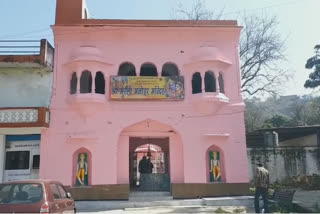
254;161;270;213
138;156;147;174
146;156;154;173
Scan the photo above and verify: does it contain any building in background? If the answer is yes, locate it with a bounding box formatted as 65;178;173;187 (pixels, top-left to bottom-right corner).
40;0;249;200
247;126;320;183
0;39;53;182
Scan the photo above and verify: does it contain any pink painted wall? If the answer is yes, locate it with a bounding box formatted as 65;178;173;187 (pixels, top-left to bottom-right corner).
40;20;249;187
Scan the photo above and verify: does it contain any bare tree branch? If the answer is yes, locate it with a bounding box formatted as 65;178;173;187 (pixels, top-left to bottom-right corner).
239;15;291;96
172;2;291;97
172;0;223;20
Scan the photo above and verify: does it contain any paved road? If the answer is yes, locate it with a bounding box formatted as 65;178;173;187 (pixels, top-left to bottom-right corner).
293;190;320;212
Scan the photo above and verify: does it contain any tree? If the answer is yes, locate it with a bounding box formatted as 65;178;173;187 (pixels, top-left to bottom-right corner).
304;45;320;88
244;95;314;132
173;0;291;96
262;114;291;128
172;0;223;20
289;97;309;126
245;98;266;132
240;15;291;96
305;97;320;125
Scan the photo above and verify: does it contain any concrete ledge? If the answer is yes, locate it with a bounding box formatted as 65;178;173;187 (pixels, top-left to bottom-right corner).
67;183;249;201
203;196;254;207
76;199;204;212
75;196;254;212
66;184;129;200
172;183;250;199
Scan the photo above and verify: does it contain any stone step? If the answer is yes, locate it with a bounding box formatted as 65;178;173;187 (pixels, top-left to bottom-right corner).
76;199;204;212
129;191;173;201
129;191;171;197
203;196;254;207
75;196;254;212
129;196;173;201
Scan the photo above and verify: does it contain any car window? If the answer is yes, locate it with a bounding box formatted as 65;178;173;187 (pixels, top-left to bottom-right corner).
49;184;61;200
0;183;43;204
57;185;67;198
0;185;11;203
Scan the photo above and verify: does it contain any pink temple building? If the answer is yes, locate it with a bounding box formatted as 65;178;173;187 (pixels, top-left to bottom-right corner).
40;0;249;200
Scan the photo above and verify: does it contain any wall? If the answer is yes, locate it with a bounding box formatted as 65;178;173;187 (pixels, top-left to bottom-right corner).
247;146;320;183
40;24;249;188
0;69;52;107
280;134;317;147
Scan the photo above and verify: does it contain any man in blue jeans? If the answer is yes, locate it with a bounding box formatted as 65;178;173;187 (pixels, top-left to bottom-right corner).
254;161;270;213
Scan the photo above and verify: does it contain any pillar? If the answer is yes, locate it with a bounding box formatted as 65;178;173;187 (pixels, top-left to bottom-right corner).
76;70;81;93
215;71;220;93
92;71;97;94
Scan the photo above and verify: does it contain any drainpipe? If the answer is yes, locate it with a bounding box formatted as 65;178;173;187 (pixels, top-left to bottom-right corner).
317;130;320;147
0;135;5;183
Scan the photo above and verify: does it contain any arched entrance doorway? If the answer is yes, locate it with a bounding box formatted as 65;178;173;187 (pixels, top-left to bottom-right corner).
129;138;170;191
117;119;184;193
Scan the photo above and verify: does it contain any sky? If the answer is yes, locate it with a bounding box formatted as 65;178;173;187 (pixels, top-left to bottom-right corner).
1;0;320;99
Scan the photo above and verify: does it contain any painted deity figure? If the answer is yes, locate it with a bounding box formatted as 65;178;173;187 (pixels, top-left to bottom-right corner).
76;153;88;186
209;151;221;182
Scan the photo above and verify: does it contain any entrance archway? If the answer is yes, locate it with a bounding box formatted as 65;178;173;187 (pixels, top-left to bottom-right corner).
130;138;170;191
117;119;184;192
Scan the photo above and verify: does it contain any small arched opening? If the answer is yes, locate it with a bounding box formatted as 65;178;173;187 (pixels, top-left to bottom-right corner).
161;63;179;76
192;72;202;94
95;71;105;94
204;71;216;92
118;62;136;76
80;70;92;93
140;63;158;76
70;72;77;94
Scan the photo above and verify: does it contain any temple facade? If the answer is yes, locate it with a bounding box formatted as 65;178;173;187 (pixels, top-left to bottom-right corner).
40;0;249;200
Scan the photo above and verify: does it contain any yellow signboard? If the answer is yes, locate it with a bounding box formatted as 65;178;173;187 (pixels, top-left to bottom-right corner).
110;76;184;100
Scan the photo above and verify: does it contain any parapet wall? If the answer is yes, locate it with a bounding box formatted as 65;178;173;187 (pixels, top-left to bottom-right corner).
247;147;320;183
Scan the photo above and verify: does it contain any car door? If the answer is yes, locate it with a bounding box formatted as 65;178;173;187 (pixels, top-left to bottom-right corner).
56;184;74;212
49;183;66;212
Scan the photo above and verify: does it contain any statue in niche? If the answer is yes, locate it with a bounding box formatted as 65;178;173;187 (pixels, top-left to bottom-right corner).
209;151;221;182
76;153;88;186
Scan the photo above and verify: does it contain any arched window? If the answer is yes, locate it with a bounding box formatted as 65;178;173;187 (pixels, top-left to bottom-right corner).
80;70;92;93
206;145;224;183
73;148;92;187
118;62;136;76
140;63;157;76
70;72;77;94
192;72;202;94
204;71;216;92
218;72;225;93
95;71;105;94
161;63;179;76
